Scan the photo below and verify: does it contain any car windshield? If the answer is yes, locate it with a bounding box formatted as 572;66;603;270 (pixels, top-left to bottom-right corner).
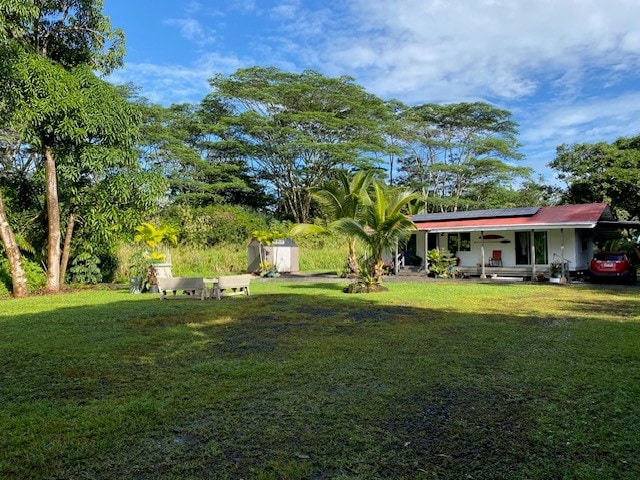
594;253;626;261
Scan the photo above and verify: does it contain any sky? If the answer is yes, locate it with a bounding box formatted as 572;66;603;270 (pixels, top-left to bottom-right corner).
104;0;640;182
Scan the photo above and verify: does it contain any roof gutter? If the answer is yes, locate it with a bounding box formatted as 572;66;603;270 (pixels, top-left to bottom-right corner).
418;222;599;233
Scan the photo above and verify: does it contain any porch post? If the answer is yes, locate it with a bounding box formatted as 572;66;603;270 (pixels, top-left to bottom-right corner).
423;230;429;276
560;228;566;282
530;230;537;280
394;239;398;276
480;230;486;279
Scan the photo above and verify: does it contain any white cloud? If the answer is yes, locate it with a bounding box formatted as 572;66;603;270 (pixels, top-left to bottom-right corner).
522;93;640;145
108;52;250;104
164;17;215;46
269;1;300;20
302;0;640;103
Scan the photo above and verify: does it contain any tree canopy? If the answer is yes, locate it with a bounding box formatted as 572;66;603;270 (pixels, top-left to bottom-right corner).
0;0;163;295
550;135;640;220
209;66;389;223
396;102;530;212
0;0;125;74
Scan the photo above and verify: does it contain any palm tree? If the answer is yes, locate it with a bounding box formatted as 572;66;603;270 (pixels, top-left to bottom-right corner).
335;181;421;284
290;170;375;274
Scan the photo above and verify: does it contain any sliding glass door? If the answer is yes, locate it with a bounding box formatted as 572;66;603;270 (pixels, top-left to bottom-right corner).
516;231;548;265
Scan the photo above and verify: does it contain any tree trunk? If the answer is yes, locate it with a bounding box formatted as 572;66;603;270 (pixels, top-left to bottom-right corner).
0;191;28;297
44;146;61;293
347;236;360;274
59;212;75;284
373;260;385;284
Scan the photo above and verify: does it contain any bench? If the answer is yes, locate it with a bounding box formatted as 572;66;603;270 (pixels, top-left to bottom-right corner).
211;274;252;300
157;277;206;300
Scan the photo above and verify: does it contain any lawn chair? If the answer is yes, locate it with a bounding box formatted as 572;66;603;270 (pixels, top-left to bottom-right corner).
489;250;503;267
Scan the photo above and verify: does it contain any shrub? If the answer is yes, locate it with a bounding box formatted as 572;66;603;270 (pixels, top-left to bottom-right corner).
0;258;46;294
168;204;271;246
67;253;102;285
426;248;458;278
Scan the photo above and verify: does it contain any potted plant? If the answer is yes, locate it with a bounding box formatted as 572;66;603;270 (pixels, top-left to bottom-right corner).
128;249;148;293
146;264;159;293
130;222;179;293
549;261;563;283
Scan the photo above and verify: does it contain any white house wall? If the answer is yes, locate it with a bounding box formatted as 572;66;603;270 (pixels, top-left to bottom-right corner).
574;229;595;269
418;228;590;271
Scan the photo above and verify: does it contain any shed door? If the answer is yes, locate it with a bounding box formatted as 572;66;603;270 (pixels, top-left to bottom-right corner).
272;246;291;272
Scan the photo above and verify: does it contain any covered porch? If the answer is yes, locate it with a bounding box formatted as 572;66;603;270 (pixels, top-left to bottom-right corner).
403;204;624;281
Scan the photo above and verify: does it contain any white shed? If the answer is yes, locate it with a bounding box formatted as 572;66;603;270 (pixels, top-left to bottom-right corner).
248;238;299;273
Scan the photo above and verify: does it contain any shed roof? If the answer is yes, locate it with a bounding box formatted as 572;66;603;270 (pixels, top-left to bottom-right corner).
412;203;613;232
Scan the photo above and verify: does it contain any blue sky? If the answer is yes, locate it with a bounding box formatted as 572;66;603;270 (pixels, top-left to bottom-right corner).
104;0;640;182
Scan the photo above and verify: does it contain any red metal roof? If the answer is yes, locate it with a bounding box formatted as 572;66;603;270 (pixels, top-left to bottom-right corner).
413;203;611;231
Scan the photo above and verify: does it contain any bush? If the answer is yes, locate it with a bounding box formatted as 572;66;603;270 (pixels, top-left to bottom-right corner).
0;258;46;294
168;204;271;246
67;253;102;285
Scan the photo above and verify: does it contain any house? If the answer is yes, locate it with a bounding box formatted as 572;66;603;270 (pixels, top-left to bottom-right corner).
400;203;636;279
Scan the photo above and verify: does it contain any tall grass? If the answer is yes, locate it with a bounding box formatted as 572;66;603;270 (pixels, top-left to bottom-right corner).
115;235;350;281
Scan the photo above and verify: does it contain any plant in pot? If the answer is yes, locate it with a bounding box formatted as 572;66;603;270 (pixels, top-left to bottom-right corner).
128;249;148;294
131;222;179;292
549;261;563;283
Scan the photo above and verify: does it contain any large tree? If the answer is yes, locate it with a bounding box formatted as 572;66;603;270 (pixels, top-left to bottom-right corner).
550;136;640;220
397;102;528;212
209;67;389;223
138;99;269;209
0;1;147;294
0;0;125;74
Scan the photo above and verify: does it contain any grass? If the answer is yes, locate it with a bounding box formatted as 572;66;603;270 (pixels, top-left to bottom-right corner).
115;236;349;281
1;280;639;479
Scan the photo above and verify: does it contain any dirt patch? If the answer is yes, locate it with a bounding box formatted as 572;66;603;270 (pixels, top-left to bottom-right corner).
380;385;535;478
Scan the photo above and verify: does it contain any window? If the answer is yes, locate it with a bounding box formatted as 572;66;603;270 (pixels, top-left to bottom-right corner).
534;231;548;264
448;232;471;253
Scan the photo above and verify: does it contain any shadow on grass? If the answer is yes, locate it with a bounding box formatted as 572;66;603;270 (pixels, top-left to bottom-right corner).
1;285;640;479
284;281;347;291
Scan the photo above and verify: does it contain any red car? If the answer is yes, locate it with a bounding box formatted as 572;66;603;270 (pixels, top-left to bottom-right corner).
588;251;637;284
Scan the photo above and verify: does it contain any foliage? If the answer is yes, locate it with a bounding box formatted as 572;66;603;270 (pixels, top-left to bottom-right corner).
167;204;271;247
0;276;9;297
0;257;45;293
550;135;640;220
291;169;377;274
126;248;151;280
334;181;421;283
134;222;178;255
67;252;102;284
258;260;279;278
426;248;458;278
396;102;530;212
251;228;287;246
0;0;125;75
342;258;388;293
210;66;389;222
549;261;563;276
137;101;270;209
1;284;639;478
127;222;178;286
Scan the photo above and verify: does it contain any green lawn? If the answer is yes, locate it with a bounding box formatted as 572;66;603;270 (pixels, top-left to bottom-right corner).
1;281;639;479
